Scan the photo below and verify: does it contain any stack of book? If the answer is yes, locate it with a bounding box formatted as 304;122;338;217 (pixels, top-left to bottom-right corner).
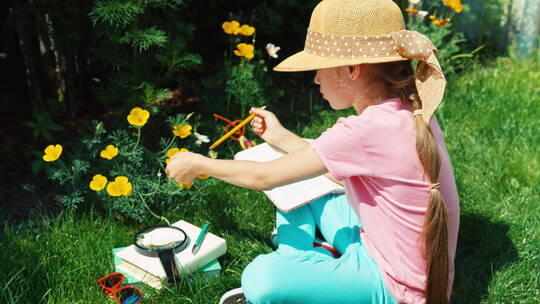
113;220;227;290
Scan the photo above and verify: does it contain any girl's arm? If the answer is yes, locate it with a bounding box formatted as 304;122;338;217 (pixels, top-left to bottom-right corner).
250;107;343;186
270;128;310;153
166;144;328;191
249;108;309;153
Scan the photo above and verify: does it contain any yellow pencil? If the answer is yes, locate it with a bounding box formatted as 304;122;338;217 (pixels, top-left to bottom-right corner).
209;106;266;150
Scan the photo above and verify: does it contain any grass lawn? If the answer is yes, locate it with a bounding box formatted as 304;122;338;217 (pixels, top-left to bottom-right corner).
1;57;539;304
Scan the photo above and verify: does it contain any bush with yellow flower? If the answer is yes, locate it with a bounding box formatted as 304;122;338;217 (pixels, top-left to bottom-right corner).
401;0;482;76
201;18;279;118
41;107;217;223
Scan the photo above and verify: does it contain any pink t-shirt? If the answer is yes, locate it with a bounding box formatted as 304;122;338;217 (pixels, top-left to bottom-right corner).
311;98;460;304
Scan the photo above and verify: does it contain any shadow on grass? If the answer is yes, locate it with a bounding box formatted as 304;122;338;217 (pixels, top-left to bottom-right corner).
451;213;518;304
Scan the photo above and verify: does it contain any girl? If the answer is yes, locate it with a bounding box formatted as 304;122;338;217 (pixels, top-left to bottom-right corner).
166;0;459;303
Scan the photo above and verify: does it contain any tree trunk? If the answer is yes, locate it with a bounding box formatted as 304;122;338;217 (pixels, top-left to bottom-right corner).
34;9;64;106
13;3;44;110
63;46;77;120
516;0;540;56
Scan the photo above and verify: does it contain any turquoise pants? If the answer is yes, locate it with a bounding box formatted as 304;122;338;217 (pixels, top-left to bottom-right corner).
241;194;397;304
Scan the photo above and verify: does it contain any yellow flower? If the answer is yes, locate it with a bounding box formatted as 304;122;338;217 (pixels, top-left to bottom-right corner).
127;107;150;127
100;145;119;160
234;43;255;60
443;0;463;13
432;18;450;27
178;182;193;189
90;174;108;191
239;24;255;36
429;15;436;20
405;8;418;14
222;20;241;35
165;147;189;164
106;176;132;197
208;150;218;159
172;124;192;138
43;144;62;162
167;147;181;158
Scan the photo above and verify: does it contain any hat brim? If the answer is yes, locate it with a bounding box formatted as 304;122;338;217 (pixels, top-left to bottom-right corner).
273;50;408;72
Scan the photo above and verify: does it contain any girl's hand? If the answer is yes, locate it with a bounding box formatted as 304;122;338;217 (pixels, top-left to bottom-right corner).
249;107;286;146
165;151;204;185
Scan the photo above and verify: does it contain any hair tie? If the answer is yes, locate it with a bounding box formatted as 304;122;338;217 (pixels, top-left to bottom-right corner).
413;109;423;117
430;183;440;190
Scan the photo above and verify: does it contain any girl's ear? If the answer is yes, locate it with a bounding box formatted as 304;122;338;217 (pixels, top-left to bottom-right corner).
347;64;362;80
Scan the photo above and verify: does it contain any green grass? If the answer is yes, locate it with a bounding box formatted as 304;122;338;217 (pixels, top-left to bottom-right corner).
439;57;540;303
1;56;539;303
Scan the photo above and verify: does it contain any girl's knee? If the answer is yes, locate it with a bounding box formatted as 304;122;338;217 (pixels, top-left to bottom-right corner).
241;254;284;303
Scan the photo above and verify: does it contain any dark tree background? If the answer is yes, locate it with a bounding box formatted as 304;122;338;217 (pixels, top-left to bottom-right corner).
0;0;508;220
0;0;321;219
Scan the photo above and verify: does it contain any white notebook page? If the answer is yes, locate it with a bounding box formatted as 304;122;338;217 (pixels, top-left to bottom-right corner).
234;142;344;212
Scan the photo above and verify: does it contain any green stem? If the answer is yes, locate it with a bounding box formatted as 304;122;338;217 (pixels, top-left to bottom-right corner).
162;135;177;154
57;158;70;175
57;159;76;190
142;146;167;170
228;36;233;67
227;36;234;116
155;167;162;192
132;127;141;153
138;193;170;226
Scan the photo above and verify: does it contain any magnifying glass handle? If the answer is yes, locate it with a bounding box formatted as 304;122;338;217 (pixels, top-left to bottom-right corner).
158;250;179;283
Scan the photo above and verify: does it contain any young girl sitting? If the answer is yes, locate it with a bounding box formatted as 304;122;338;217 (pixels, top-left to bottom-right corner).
166;0;459;303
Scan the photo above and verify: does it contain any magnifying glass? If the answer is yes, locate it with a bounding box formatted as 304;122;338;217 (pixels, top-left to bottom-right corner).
133;225;189;283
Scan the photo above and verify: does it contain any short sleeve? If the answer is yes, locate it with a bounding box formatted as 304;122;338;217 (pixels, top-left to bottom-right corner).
310;116;372;181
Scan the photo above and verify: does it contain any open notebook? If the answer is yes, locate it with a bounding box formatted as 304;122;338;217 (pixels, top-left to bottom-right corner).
234;141;345;212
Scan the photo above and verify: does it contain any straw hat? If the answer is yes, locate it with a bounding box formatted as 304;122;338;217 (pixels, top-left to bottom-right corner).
274;0;446;123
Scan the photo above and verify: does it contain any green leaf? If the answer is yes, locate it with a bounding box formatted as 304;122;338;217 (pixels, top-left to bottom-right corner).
28;108;64;134
31;159;44;176
45;98;63;114
43;130;53;141
44;120;64;131
120;27;168;52
25;121;38;128
470;45;485;55
89;1;144;28
142;0;185;8
451;54;473;59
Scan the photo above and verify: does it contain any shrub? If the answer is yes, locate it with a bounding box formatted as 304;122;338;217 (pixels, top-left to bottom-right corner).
200;19;282;120
40;107;215;223
89;0;202;112
404;0;483;76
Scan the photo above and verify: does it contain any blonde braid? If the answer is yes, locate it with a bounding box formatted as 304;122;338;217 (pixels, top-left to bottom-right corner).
377;61;450;304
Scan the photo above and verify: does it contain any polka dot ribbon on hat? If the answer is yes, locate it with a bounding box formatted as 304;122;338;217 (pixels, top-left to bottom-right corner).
391;30;446;124
303;29;446;123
